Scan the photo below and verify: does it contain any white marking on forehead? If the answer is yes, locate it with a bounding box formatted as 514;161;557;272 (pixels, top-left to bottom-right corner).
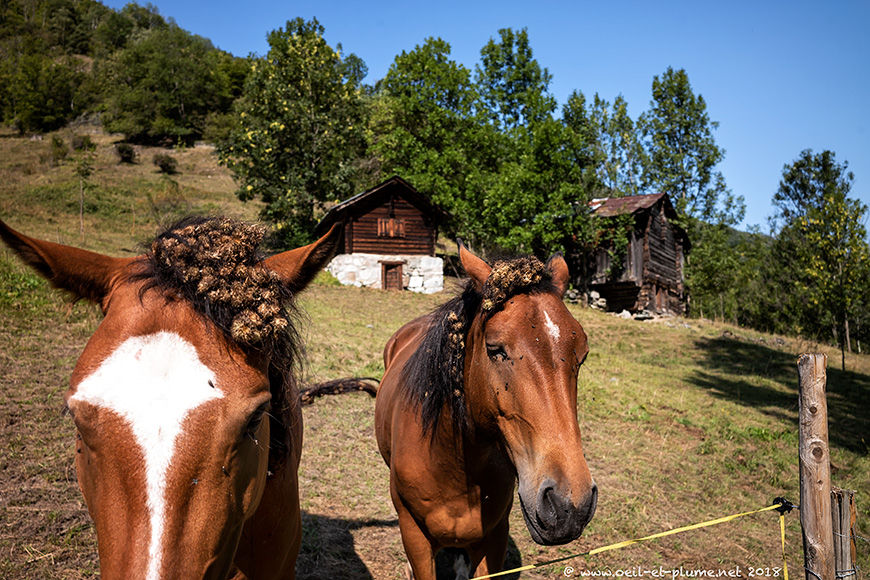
69;331;222;580
543;310;561;342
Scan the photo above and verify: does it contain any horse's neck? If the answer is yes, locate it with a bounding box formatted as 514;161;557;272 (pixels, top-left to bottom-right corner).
437;406;509;474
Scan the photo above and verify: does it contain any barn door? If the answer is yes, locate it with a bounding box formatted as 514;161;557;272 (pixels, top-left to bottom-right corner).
381;262;404;291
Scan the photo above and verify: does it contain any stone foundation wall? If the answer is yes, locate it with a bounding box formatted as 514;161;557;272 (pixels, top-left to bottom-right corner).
326;253;444;294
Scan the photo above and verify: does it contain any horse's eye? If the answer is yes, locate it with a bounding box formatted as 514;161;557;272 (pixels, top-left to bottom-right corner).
486;344;509;362
245;403;269;438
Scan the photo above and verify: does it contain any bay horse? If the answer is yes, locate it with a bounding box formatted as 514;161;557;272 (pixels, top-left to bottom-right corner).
375;244;598;579
1;216;341;579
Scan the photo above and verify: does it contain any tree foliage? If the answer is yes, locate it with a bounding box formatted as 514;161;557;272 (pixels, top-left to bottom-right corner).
769;150;869;368
475;27;556;132
472;29;599;256
640;67;743;226
590;94;644;197
100;25;231;144
482;117;599;255
370;29;602;258
218;17;367;248
3;52;91;132
0;0;243;140
369;37;498;244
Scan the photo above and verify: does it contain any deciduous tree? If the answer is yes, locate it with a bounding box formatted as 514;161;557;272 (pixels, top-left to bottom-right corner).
590;94;644;197
475;27;556;133
219;17;366;247
369;37;498;243
639;67;743;225
482;117;599;255
771;149;869;369
100;24;231;144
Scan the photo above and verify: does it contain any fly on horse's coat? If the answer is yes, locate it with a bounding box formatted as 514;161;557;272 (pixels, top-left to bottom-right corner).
0;216;343;579
375;243;598;580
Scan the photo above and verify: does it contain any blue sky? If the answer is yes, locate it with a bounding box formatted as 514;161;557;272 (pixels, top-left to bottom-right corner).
103;0;869;232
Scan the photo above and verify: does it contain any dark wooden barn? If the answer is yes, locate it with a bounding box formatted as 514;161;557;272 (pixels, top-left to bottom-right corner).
587;193;689;314
314;176;447;292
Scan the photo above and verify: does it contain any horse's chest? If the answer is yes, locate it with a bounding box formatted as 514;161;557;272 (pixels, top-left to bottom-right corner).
423;487;511;547
404;470;514;547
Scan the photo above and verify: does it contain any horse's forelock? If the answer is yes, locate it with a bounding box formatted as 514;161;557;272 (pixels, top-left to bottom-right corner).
129;216;304;470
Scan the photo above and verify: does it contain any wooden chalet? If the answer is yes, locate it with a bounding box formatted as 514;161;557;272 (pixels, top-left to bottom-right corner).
587;193;689;314
315;176;448;292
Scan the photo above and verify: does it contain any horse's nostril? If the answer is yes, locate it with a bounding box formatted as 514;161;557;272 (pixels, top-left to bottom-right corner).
536;480;564;529
587;483;599;519
540;487;557;520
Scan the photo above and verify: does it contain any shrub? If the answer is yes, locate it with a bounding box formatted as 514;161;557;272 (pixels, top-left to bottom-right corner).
152;153;178;174
71;134;96;151
202;111;237;145
48;135;68;166
115;143;137;164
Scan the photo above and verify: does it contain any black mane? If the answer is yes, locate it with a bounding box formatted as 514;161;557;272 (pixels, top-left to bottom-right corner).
129;216;303;470
401;256;555;437
401;282;481;438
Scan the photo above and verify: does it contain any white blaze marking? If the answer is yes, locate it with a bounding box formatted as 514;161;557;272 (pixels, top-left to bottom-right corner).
70;331;222;580
543;310;561;342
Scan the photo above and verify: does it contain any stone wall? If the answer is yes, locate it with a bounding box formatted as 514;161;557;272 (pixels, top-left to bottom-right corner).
326;253;444;294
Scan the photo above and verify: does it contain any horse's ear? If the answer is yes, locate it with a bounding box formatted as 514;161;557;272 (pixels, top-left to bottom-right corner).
0;219;133;305
458;240;491;292
546;252;570;298
264;223;343;294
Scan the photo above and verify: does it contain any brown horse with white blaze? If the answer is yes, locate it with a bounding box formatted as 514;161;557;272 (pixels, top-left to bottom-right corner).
375;244;598;579
1;217;342;579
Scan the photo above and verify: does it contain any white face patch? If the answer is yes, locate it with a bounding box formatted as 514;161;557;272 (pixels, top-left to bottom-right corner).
69;331;223;580
543;310;561;342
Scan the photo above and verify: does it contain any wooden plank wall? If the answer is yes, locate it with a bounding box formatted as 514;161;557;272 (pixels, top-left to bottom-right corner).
348;197;434;255
638;204;686;314
646;205;680;289
589;226;644;285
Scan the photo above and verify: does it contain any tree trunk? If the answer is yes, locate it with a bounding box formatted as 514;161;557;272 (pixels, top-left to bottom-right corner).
844;318;851;353
79;178;84;242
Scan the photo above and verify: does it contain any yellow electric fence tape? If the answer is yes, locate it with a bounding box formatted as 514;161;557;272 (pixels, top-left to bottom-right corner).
471;502;792;580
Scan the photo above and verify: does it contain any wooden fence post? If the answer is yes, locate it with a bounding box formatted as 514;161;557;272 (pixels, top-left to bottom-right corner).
831;488;858;580
798;353;834;580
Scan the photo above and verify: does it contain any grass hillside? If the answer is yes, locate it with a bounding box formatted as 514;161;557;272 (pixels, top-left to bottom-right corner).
1;130;867;578
0;126;261;252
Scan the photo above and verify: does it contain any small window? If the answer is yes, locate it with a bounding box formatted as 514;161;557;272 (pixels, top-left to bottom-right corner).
378;218;406;238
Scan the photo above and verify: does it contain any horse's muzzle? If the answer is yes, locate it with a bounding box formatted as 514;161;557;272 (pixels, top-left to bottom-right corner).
521;478;598;545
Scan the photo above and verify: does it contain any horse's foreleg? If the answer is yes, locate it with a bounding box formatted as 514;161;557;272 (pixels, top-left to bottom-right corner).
394;499;436;580
469;515;509;579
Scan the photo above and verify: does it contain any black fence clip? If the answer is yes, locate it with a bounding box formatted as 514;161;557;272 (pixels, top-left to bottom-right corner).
773;497;797;514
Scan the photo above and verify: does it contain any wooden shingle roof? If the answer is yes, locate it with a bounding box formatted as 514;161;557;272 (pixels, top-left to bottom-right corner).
589;193;668;217
314;176;448;236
